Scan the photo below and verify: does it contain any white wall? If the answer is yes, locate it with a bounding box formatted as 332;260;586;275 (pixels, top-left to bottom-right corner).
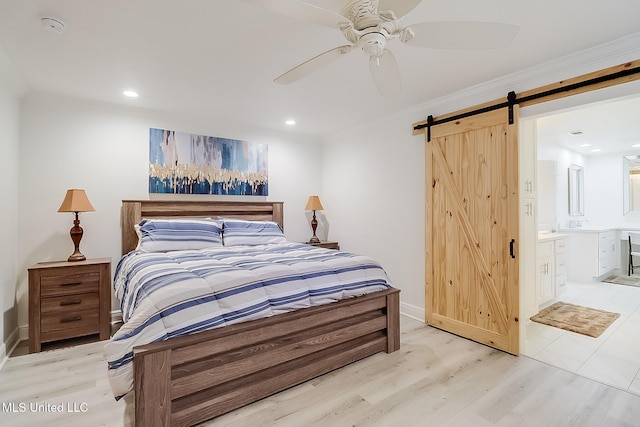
16;93;323;331
584;152;640;228
322;111;427;320
0;46;22;363
537;140;586;228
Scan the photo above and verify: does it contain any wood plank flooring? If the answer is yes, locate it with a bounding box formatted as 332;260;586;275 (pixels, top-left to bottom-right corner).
2;316;640;426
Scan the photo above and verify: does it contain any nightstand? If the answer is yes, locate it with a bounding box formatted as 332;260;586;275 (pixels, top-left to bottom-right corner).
308;241;340;250
28;257;111;353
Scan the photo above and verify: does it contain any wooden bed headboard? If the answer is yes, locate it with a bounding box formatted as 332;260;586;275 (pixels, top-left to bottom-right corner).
121;200;284;255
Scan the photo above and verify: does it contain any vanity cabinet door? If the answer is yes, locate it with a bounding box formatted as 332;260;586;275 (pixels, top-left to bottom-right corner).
555;238;567;295
537;241;555;305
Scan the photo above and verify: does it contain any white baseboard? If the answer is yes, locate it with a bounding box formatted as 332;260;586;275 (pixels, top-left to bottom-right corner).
0;326;21;369
400;301;425;323
19;324;28;342
0;342;6;371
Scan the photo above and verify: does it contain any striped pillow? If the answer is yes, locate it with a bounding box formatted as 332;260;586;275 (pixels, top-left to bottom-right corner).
221;219;287;246
135;218;223;252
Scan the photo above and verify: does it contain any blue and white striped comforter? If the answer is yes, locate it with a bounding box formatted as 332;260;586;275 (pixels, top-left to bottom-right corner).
106;242;393;398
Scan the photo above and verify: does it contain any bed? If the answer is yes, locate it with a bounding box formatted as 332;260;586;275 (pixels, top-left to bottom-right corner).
109;200;400;427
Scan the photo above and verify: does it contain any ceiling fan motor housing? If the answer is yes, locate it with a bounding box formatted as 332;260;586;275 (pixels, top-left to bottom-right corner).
360;32;387;57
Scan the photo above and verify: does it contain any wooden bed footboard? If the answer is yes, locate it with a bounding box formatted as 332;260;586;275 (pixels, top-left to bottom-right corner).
133;288;400;427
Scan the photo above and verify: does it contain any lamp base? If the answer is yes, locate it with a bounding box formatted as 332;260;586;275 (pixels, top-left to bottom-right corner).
68;216;86;262
308;211;320;244
67;251;86;262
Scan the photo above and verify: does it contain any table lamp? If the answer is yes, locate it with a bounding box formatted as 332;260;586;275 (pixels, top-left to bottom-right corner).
58;189;95;262
305;195;324;244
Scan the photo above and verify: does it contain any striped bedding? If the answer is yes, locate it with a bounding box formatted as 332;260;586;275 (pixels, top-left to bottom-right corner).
105;242;393;398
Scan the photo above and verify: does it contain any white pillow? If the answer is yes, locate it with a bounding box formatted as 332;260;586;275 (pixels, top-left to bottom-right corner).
135;218;223;252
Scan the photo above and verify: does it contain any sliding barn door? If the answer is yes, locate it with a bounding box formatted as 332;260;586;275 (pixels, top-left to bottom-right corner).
426;107;520;355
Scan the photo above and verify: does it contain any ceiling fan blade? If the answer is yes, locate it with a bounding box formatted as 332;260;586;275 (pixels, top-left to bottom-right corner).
369;49;401;97
405;21;519;49
247;0;350;28
275;45;353;84
378;0;423;18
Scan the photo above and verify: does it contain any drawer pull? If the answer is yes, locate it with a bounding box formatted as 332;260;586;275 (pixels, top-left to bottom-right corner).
61;282;82;287
60;316;82;323
59;300;82;306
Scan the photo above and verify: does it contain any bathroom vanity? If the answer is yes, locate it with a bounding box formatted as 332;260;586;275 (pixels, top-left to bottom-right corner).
537;232;567;307
561;227;618;282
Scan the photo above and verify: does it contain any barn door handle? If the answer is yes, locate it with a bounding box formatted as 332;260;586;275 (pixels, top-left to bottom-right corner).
509;239;516;259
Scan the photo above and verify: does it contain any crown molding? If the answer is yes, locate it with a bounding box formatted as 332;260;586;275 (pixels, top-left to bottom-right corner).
406;32;640;120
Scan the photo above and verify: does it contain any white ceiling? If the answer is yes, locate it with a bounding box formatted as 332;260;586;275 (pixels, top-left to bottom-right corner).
0;0;639;137
537;95;640;157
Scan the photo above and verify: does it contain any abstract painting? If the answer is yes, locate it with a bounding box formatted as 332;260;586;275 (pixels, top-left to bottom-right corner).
148;128;268;195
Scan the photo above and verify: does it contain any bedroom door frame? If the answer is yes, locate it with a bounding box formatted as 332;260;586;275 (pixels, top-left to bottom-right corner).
414;59;640;355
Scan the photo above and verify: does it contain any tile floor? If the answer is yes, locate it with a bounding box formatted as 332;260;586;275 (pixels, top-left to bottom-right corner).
523;277;640;396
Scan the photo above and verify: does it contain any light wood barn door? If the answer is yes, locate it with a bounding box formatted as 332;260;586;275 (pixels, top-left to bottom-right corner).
426;107;520;355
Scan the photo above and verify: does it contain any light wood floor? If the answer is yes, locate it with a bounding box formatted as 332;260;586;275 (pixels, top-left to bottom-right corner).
2;316;640;426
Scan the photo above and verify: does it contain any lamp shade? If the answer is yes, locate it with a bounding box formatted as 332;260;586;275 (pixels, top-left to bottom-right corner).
57;189;95;213
305;195;324;211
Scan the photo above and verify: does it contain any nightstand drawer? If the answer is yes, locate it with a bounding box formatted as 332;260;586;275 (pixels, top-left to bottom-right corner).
40;292;100;315
40;306;100;333
40;271;101;296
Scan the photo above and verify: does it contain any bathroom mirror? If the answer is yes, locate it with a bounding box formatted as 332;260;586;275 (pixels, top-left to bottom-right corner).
623;154;640;214
568;164;584;216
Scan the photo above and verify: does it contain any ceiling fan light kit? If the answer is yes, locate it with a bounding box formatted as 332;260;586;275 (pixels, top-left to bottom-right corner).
255;0;518;96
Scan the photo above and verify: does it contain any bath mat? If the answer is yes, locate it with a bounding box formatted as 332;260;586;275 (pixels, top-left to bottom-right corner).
530;302;620;338
602;275;640;288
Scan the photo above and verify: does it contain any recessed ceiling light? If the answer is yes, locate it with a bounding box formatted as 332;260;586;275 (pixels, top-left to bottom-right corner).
591;148;602;153
633;144;640;148
579;143;591;147
123;90;139;98
285;119;295;126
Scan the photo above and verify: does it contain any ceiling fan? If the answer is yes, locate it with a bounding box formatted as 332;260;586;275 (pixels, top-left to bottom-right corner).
248;0;519;97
